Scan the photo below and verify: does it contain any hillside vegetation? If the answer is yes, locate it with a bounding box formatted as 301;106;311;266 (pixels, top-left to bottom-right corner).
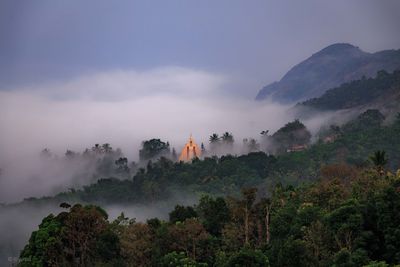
8;102;400;266
17;111;400;208
300;70;400;111
19;163;400;266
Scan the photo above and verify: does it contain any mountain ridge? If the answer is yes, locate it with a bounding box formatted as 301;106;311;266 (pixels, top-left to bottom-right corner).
256;43;400;102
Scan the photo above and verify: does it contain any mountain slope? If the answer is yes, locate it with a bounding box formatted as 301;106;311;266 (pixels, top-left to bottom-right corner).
256;43;400;102
299;70;400;112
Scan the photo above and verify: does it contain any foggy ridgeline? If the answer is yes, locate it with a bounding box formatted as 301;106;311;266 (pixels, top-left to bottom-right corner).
1;71;400;266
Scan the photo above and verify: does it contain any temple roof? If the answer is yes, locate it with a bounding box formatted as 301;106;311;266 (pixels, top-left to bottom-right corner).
178;135;201;162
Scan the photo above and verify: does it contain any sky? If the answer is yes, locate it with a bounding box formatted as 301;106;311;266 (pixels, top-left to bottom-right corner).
1;0;400;95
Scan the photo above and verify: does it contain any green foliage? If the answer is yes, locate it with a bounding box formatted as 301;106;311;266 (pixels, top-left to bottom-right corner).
19;214;63;267
160;251;207;267
197;195;230;236
20;162;400;266
225;248;270;267
344;109;385;132
169;205;198;223
364;261;389;267
139;138;171;161
19;204;122;267
369;150;388;173
271;119;311;153
301;70;400;110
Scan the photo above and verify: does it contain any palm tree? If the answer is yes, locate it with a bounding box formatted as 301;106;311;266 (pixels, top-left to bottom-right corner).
222;132;234;144
102;143;112;153
248;138;260;152
209;133;220;143
92;144;101;154
369;150;388;175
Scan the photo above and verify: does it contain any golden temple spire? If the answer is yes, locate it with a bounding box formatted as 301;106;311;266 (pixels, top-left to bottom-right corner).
178;134;201;162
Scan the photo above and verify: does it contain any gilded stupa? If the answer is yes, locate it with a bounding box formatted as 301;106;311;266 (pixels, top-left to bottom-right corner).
179;135;201;162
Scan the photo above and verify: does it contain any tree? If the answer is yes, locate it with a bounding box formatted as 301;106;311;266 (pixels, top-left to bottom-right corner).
369;150;388;175
254;198;273;245
326;200;363;252
303;221;333;265
102;143;112;153
222;132;234;146
139;139;171;161
167;218;210;261
209;133;220;143
120;223;154;267
344;109;385;132
197;195;230;236
115;157;130;174
171;148;178;161
169;205;198;223
60;202;71;209
62;205;110;266
243;138;260;153
92;144;102;154
271;119;311;153
242;188;258;245
160;251;207;267
225;248;270;267
225;188;258;247
20;204;120;266
19;214;64;266
209;133;220;153
372;185;400;263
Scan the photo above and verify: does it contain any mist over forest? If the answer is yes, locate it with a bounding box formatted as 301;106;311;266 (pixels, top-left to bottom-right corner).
0;66;326;203
0;80;340;203
0;69;344;263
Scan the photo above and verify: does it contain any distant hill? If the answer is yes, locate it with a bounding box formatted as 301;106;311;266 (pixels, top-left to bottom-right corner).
256;43;400;102
299;70;400;112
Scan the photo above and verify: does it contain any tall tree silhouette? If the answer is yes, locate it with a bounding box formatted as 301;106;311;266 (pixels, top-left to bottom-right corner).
369;150;388;175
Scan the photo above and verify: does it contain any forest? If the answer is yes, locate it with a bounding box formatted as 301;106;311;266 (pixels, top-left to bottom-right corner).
21;109;400;206
14;110;400;266
19;157;400;266
300;70;400;111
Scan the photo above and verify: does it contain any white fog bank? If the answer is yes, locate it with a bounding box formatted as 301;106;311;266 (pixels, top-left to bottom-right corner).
0;66;335;203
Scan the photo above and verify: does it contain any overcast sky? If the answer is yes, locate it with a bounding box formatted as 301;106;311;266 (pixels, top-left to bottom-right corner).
1;0;400;96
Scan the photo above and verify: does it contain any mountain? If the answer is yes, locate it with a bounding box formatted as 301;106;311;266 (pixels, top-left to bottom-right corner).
255;43;400;102
299;70;400;112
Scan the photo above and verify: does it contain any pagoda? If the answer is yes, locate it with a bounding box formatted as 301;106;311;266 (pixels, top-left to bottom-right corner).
179;135;201;162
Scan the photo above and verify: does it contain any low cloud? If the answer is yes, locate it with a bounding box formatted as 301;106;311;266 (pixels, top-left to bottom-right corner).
0;66;343;262
27;66;227;101
0;66;337;203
